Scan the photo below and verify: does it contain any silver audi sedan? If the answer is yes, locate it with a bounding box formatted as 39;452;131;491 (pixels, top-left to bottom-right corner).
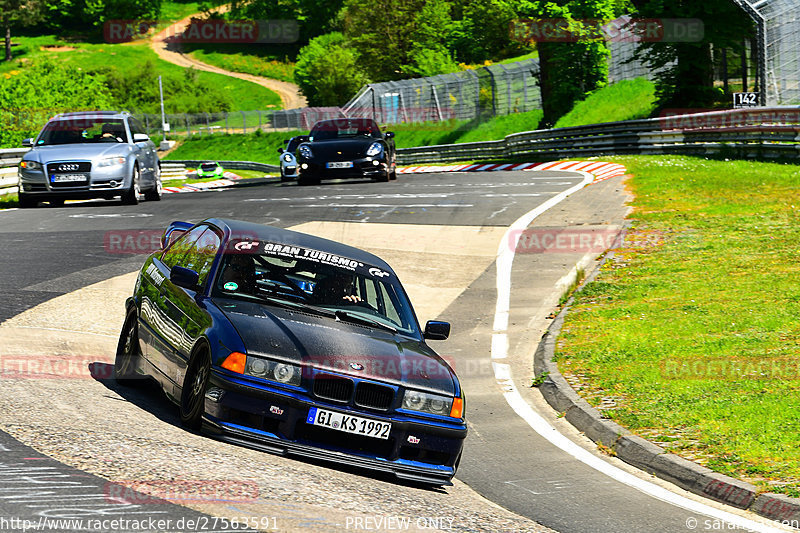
17;111;161;207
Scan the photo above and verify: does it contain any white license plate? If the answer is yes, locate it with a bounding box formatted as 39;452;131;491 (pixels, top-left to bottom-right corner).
307;407;391;440
326;161;353;169
51;174;87;182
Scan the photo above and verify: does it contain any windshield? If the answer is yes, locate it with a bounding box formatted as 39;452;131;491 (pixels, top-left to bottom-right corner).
309;119;381;142
212;245;418;336
286;137;303;152
36;118;128;145
200;163;218;171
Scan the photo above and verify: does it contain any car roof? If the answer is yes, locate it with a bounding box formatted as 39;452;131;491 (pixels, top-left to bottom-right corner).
206;218;394;272
51;111;129;121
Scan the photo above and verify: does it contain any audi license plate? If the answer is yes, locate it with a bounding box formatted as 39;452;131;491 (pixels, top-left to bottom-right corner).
50;174;87;183
326;161;353;169
307;407;391;439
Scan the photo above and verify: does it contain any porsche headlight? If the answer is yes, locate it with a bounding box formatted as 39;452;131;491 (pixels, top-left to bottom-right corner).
97;157;126;168
366;142;383;157
401;390;453;416
19;160;42;170
298;145;312;159
282;153;294;162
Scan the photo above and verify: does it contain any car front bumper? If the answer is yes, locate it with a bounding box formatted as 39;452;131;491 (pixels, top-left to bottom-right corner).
298;158;389;180
203;370;466;485
19;167;129;199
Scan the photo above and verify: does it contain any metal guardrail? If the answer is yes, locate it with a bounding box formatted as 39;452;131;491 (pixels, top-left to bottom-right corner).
167;160;280;173
396;107;800;164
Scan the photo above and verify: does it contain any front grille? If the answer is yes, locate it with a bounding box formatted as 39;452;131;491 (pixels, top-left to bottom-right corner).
313;374;354;403
47;162;92;173
354;382;394;410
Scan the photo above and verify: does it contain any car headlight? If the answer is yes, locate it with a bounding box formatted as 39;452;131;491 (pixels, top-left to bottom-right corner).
401;390;455;416
298;145;312;159
282;153;294;163
19;160;42;170
246;356;301;386
97;157;126;168
366;142;383;157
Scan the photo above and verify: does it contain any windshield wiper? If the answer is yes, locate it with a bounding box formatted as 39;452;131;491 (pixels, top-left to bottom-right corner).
259;295;336;318
334;310;397;333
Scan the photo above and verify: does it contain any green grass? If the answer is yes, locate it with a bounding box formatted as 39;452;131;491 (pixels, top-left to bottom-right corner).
557;155;800;495
159;0;228;24
186;45;297;83
165;130;305;164
0;36;281;113
554;78;657;129
0;192;18;210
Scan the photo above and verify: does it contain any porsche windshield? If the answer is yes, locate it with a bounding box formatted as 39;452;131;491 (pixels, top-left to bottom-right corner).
36;119;128;145
213;248;418;336
309;119;382;141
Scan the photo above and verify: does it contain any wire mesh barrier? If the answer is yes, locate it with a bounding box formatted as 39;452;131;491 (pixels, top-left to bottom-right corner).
732;0;800;105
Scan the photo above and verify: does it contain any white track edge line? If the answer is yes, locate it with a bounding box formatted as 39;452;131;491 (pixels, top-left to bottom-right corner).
491;170;786;532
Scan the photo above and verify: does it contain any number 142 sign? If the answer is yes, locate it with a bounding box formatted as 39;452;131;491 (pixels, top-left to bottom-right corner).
733;92;760;108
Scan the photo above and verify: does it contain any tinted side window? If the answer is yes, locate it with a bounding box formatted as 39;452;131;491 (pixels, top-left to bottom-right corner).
161;226;207;270
182;229;221;286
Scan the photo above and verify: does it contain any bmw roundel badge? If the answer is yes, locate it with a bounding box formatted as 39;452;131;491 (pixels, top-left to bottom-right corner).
349;362;364;371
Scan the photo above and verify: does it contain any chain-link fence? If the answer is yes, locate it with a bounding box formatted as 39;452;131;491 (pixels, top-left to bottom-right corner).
733;0;800;105
339;58;541;125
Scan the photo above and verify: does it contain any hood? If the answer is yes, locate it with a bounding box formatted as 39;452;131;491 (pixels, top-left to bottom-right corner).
27;143;130;162
305;138;381;159
214;297;455;395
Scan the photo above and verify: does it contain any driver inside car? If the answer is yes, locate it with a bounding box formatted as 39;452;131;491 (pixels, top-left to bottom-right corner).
312;272;362;304
219;254;257;294
99;123;123;143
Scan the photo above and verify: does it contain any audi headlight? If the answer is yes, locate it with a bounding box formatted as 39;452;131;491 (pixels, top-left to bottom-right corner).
97;157;126;168
244;356;301;386
402;390;454;416
298;145;312;159
19;160;42;171
366;142;383;157
282;153;294;162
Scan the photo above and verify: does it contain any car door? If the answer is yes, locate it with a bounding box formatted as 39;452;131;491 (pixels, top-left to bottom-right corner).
156;226;221;393
129;118;157;179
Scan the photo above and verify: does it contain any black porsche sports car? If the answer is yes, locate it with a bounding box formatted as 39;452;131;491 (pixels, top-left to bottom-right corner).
296;118;397;185
116;218;466;485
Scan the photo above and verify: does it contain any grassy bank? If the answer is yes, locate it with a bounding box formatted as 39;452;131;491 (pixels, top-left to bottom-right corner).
556;155;800;495
165;130;305;163
186;46;296;83
554;78;656;128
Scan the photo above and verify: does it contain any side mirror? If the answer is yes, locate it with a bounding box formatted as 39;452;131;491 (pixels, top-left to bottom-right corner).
170;266;199;290
277;147;285;154
384;131;395;139
133;133;150;143
22;138;33;147
423;321;450;340
283;139;289;144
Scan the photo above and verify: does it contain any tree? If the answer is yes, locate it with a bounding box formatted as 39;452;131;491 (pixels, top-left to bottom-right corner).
517;0;620;126
631;0;754;108
448;0;525;64
0;0;42;62
342;0;457;81
294;32;369;106
231;0;344;41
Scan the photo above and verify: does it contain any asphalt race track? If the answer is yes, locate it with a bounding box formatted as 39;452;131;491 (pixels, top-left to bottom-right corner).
0;172;788;533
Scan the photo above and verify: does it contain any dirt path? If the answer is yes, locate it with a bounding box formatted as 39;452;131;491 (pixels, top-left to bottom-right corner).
150;6;307;110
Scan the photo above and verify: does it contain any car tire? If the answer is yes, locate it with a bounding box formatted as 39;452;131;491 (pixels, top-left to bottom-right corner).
389;169;397;181
121;164;141;205
144;168;162;202
375;170;390;183
49;199;65;207
180;346;211;431
280;172;294;183
17;194;37;208
115;307;141;386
